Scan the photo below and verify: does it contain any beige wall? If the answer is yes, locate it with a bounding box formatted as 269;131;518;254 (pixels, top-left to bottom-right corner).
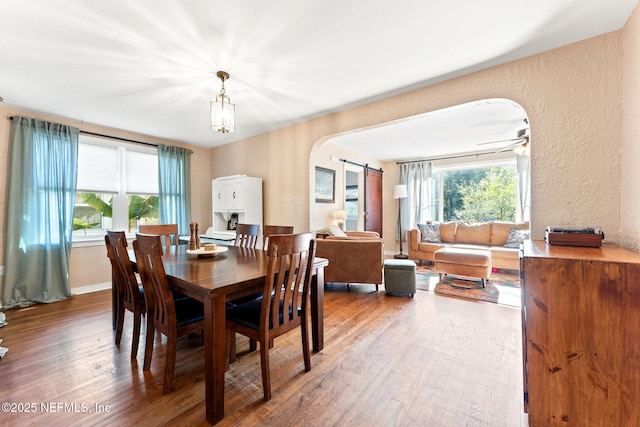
211;29;629;251
0;106;212;292
313;140;384;230
2;6;640;294
621;4;640;253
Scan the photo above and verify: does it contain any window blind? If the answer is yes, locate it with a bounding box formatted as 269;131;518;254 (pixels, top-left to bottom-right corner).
126;151;158;194
76;143;119;192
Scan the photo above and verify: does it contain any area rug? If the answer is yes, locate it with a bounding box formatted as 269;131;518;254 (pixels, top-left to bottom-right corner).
415;265;521;307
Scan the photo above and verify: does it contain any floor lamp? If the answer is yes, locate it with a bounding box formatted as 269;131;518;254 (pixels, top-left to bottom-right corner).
393;184;408;259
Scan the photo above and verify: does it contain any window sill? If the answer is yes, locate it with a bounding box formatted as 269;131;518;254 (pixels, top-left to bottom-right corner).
72;234;135;248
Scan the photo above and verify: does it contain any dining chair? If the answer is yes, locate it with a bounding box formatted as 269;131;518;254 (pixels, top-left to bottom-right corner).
233;223;259;248
105;230;145;359
133;233;205;395
138;224;179;254
226;232;316;401
262;225;294;250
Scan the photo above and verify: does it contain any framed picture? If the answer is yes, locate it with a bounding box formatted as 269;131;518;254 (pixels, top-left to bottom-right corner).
315;166;335;203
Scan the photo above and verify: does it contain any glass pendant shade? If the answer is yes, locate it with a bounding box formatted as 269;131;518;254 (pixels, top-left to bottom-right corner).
211;93;235;133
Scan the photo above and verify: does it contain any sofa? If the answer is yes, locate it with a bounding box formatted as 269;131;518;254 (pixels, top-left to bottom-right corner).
407;221;530;271
315;226;384;290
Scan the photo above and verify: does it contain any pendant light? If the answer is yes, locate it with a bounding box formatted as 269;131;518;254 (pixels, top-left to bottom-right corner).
211;71;235;133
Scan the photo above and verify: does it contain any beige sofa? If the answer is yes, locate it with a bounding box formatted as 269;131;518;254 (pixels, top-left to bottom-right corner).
407;221;529;271
315;228;384;290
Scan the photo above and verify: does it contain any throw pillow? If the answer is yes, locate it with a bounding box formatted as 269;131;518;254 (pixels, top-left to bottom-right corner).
328;225;347;237
504;228;530;248
417;223;441;243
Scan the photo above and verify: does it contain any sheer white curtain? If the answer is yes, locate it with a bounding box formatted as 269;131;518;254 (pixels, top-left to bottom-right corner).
516;154;531;223
398;161;432;241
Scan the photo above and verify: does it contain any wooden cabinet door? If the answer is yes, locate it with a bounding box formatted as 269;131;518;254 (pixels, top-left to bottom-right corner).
523;256;583;426
523;242;640;427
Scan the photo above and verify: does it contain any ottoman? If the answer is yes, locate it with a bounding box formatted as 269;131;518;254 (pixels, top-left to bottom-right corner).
433;247;492;287
384;259;417;298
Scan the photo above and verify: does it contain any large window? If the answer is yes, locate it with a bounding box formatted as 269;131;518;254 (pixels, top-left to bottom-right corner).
430;159;517;223
72;136;159;241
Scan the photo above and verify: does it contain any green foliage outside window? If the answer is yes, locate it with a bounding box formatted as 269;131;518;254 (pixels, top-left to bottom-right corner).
73;193;159;233
441;166;516;222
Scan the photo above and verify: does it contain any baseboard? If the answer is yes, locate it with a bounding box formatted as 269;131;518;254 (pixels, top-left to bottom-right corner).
72;282;111;295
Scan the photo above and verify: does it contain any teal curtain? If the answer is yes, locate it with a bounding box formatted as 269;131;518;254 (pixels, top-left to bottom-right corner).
2;117;79;308
157;144;192;236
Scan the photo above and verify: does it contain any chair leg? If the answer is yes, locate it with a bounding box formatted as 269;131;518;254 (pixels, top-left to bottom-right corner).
115;305;125;346
301;317;311;372
163;332;177;395
249;339;257;352
143;319;155;371
259;341;272;401
131;312;142;359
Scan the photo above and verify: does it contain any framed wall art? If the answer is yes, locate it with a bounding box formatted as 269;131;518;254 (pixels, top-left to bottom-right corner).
315;166;335;203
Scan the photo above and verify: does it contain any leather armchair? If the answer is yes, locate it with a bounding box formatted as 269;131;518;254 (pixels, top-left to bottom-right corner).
315;231;384;290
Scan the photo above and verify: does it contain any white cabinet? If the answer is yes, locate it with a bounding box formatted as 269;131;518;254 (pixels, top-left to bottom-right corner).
211;175;263;234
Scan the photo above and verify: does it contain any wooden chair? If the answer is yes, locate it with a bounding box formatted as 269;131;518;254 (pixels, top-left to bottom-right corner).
138;224;179;254
226;232;316;401
234;223;259;248
133;233;205;395
105;230;145;359
262;225;294;249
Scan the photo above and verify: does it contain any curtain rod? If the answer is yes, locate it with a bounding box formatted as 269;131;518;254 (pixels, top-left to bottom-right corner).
337;157;383;173
80;130;158;147
9;117;158;148
396;150;508;165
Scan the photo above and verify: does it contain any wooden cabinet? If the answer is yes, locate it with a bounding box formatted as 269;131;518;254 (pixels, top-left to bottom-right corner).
520;240;640;426
211;175;263;233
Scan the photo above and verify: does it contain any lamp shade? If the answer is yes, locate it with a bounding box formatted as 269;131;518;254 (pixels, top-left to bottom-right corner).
393;184;408;199
335;210;347;219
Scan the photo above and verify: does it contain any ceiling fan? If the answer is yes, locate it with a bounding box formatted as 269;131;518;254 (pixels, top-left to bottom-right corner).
476;128;530;155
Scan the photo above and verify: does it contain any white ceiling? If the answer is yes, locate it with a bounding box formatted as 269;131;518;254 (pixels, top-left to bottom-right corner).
0;0;638;158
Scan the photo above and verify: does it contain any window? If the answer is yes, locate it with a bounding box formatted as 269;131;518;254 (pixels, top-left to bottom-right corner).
430;159;517;223
73;135;159;241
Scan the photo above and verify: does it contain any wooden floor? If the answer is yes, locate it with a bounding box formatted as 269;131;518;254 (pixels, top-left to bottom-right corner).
0;284;525;426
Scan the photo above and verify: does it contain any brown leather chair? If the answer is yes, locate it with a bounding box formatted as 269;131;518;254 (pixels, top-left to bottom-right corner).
226;232;316;401
105;230;145;359
133;233;204;395
315;231;384;291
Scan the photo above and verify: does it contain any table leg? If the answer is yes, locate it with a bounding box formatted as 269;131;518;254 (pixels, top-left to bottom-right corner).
310;267;325;352
204;295;226;425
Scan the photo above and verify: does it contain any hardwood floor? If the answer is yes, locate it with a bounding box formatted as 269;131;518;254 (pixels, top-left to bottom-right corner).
0;284;525;426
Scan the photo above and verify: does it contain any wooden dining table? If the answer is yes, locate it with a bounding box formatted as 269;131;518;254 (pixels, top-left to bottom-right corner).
126;244;328;425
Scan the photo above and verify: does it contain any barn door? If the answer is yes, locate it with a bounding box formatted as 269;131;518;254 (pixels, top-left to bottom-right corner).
364;167;383;237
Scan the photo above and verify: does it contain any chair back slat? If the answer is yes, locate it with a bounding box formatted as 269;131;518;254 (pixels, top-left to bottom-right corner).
138;224;179;254
234;223;260;248
263;232;316;336
262;225;294;249
105;231;142;310
133;233;177;334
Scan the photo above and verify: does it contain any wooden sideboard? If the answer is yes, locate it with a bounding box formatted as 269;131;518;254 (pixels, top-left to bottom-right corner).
520;240;640;426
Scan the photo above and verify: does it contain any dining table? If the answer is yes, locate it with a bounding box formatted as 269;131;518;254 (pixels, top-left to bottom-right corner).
125;244;328;425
